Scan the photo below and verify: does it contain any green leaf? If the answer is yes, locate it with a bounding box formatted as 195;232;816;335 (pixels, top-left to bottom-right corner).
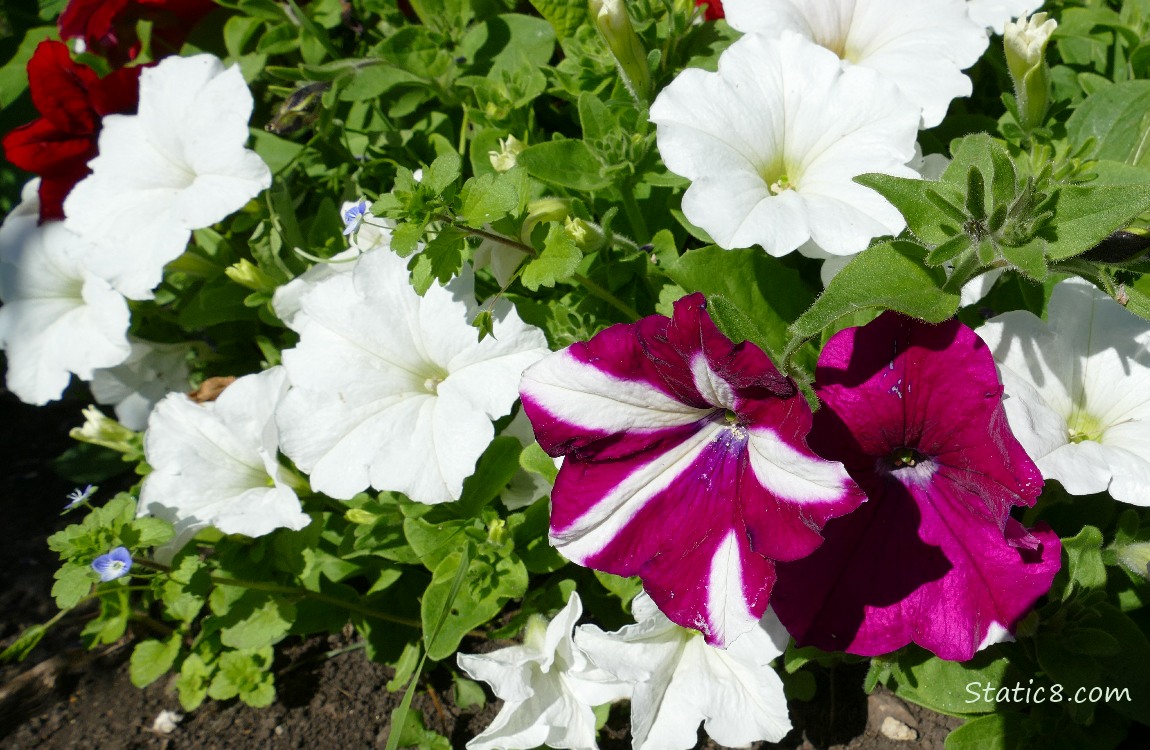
1067;80;1150;165
945;713;1028;750
176;653;214;712
409;226;468;293
788;241;958;345
209;647;276;707
1044;184;1150;260
520;441;559;484
453;673;486;710
130;635;182;688
520;223;582;290
1062;525;1107;592
0;625;47;663
666;246;816;360
0;27;56;106
854;174;964;247
404;517;470;571
219;596;296;650
395;708;451;750
457;437;523;515
391;221;426;257
425;151;463;195
999;238;1048;280
460;173;519;227
130;517;175;548
52;563;94;610
527;0;587;40
890;649;1011;717
458;14;556;76
421;547;528;660
518;140;611;191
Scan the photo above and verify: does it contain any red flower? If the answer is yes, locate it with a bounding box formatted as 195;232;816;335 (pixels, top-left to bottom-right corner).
2;41;141;222
58;0;218;65
695;0;724;20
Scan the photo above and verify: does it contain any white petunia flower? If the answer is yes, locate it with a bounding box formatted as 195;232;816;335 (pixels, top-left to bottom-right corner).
0;182;130;405
64;54;272;300
650;32;919;257
967;0;1044;34
576;593;792;750
275;250;549;504
457;592;630;750
723;0;989;127
977;278;1150;505
91;338;192;430
139;367;310;562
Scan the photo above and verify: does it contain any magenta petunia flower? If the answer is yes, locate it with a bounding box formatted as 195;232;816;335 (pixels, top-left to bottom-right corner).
771;313;1061;661
519;294;865;647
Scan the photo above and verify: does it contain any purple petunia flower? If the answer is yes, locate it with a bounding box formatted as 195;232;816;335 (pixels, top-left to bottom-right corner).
92;546;133;582
519;293;865;647
771;313;1061;661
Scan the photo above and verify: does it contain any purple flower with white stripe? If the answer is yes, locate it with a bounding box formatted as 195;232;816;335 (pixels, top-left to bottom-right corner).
92;546;132;582
771;313;1062;661
519;294;864;647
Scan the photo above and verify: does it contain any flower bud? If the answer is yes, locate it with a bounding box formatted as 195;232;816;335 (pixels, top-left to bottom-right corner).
1117;541;1150;580
589;0;651;103
225;258;277;292
70;405;139;454
1004;13;1057;133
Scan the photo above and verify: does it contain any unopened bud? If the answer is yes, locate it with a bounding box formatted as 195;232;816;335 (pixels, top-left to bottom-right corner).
1117;541;1150;580
1005;13;1057;133
225;258;277;292
589;0;651;103
70;406;139;454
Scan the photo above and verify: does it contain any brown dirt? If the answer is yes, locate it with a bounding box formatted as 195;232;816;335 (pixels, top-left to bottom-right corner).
0;387;962;749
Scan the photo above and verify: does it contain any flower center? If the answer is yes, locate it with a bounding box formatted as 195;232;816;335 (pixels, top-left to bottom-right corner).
880;446;937;486
887;447;925;468
1067;410;1104;444
421;367;449;394
768;174;793;195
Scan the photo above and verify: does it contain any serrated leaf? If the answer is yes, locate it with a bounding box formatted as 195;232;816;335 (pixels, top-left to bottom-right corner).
460;173;519;227
52;563;94;610
130;635;182;688
520;224;582;290
219;597;295;650
421;547;527;660
425;151;462;194
527;0;587;40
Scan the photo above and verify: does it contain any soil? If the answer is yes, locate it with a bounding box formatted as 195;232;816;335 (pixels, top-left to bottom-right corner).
0;387;967;750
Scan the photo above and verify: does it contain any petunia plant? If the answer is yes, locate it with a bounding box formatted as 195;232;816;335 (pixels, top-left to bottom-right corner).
2;0;1150;747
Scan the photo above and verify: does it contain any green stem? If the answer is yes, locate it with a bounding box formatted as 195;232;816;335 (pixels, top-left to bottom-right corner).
620;181;649;242
134;559;483;636
573;273;641;321
442;217;538;258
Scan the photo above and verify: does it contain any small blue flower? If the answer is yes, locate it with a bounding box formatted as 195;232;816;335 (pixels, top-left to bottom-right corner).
92;547;133;582
342;199;369;236
64;484;96;511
